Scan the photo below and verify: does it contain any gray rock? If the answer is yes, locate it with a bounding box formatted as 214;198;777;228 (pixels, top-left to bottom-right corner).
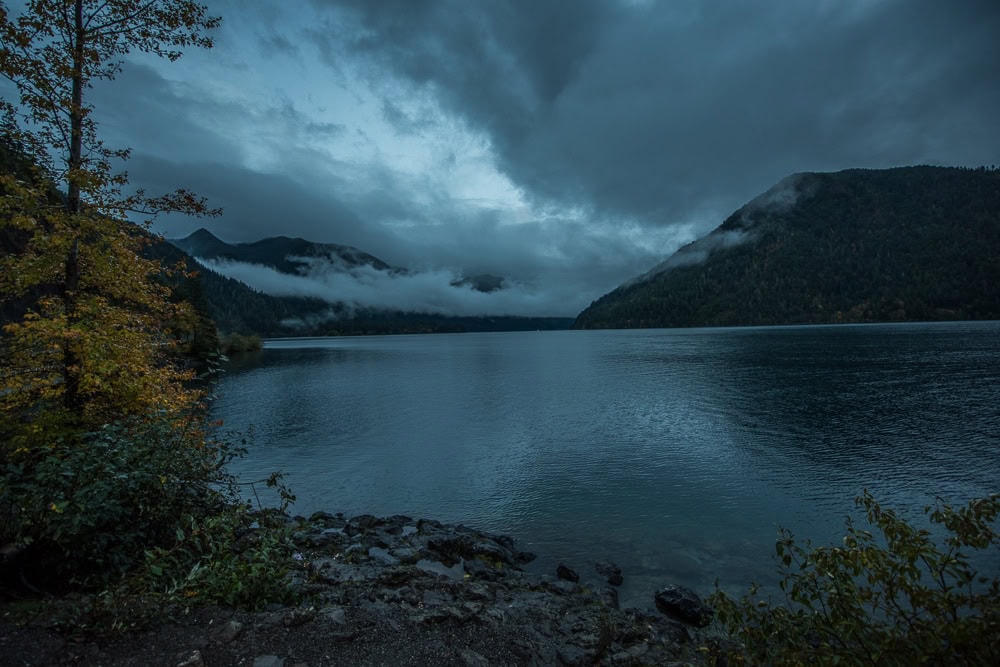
601;586;620;610
555;563;579;582
175;650;204;667
345;514;381;535
556;645;595;666
459;647;491;667
595;560;624;586
218;619;243;642
654;584;714;627
390;546;420;564
322;606;347;625
252;657;284;667
283;606;316;627
544;579;579;596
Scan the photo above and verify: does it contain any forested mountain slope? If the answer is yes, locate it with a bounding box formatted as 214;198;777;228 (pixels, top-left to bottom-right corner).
575;166;1000;329
171;228;394;275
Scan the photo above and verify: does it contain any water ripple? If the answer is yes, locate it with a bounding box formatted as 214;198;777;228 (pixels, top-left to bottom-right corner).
215;323;1000;598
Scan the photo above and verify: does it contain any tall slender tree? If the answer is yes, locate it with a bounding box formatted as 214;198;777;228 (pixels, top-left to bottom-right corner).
0;0;221;440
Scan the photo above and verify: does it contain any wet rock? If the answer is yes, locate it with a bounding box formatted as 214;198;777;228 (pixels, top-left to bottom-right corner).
601;586;620;610
389;546;420;564
322;606;346;625
368;546;400;566
217;619;243;642
268;510;700;664
595;560;624;586
252;657;283;667
175;649;204;667
544;579;579;596
459;647;491;667
654;584;714;627
383;514;414;534
282;606;316;627
415;558;465;580
463;582;492;601
308;528;345;549
557;644;595;666
308;510;344;525
377;565;425;588
344;514;381;536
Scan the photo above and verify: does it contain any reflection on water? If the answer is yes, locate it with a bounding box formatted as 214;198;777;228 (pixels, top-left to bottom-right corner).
212;322;1000;607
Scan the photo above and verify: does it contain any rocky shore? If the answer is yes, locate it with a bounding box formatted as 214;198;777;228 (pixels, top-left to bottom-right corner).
1;512;718;666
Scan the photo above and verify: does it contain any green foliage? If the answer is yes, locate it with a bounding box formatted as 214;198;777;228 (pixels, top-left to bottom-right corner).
1;417;302;630
1;417;240;587
221;332;263;355
0;0;221;434
708;491;1000;666
139;505;299;611
0;3;299;630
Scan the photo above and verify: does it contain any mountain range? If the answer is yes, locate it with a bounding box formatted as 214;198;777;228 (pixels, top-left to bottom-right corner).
575;166;1000;329
163;230;572;335
170;228;395;276
7;133;998;339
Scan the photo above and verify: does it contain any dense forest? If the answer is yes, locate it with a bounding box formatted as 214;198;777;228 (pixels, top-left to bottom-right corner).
575;166;1000;329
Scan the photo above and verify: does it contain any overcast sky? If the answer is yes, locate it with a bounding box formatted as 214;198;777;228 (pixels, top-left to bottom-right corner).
83;0;999;317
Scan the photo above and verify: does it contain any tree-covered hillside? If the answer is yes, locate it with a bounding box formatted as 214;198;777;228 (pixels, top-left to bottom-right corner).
575;166;1000;329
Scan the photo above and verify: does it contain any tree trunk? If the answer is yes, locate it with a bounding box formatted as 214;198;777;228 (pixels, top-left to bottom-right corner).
68;0;84;216
62;0;86;415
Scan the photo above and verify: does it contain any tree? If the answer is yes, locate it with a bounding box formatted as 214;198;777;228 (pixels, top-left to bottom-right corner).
0;0;221;439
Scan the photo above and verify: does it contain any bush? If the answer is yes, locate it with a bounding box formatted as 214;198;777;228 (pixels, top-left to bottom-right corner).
707;491;1000;666
1;416;298;617
2;419;232;586
221;332;263;355
139;503;298;611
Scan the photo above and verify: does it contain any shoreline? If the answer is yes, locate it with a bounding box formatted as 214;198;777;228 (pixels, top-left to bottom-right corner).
2;510;718;666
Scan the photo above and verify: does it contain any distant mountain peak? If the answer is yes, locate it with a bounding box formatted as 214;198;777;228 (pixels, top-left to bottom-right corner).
168;229;395;276
185;227;221;242
451;274;506;293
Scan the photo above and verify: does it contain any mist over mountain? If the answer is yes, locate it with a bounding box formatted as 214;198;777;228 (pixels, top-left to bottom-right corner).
166;229;573;334
575;166;1000;329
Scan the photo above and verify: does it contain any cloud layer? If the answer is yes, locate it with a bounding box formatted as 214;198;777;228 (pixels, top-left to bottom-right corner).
79;0;999;315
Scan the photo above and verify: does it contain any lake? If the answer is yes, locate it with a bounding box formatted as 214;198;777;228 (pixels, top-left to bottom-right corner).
211;322;1000;608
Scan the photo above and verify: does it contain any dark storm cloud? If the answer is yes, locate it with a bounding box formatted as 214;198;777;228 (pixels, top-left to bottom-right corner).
55;0;999;316
311;0;1000;230
95;57;667;311
125;155;388;251
89;61;374;246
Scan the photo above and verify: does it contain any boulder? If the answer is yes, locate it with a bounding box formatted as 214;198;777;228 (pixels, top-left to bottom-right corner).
595;560;624;586
556;563;579;582
654;584;713;627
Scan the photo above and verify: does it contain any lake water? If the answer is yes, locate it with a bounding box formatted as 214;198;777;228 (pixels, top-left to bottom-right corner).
211;322;1000;608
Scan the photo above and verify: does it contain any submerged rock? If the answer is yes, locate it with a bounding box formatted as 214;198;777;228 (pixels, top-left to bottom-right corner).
654;584;714;627
595;560;624;586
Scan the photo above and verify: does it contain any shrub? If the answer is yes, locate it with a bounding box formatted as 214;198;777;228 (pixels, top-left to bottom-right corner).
708;491;1000;666
1;417;241;589
139;503;298;611
221;333;263;355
